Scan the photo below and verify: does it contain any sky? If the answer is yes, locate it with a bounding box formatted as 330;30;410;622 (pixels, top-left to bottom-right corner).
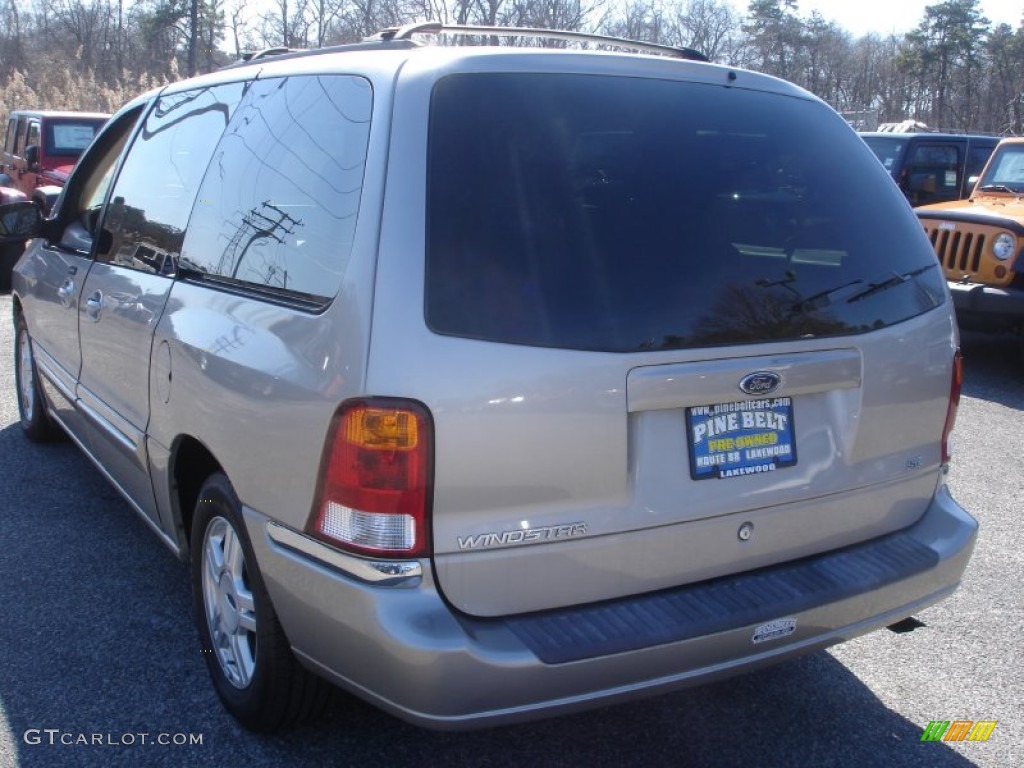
743;0;1024;37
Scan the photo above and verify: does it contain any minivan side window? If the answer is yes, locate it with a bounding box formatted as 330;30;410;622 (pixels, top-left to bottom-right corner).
51;107;146;256
179;75;372;305
99;84;245;275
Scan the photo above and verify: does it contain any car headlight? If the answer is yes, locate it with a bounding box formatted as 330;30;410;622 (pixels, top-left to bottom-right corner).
993;233;1016;260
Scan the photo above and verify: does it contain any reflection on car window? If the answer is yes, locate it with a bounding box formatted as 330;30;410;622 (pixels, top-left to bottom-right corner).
82;131;132;214
180;75;372;304
100;84;245;274
427;74;944;352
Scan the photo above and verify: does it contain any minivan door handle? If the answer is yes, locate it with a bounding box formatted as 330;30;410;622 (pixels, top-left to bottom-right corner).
84;291;104;322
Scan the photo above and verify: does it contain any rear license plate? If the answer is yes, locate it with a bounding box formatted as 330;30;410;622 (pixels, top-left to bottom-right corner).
686;398;797;480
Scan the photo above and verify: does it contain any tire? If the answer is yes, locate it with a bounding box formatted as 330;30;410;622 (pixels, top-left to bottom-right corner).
14;313;56;442
191;473;332;731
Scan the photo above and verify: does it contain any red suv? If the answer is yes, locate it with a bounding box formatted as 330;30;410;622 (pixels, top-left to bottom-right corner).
0;110;108;209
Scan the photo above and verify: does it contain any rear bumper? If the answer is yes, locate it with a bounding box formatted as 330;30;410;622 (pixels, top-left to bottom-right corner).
246;485;976;730
948;280;1024;328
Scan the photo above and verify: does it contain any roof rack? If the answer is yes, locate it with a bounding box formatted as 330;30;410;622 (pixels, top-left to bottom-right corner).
240;47;297;62
369;22;709;62
223;39;420;70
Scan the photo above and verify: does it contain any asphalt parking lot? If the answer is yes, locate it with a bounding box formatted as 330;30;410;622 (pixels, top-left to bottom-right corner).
0;289;1020;768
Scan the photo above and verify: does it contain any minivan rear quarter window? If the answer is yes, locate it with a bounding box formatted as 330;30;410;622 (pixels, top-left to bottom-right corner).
427;74;945;352
180;75;373;305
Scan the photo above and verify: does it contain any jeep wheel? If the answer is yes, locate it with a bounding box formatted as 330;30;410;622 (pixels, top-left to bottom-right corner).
191;473;332;731
14;313;56;441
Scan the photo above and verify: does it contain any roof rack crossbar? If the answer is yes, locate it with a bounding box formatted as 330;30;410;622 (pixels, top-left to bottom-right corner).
373;22;708;62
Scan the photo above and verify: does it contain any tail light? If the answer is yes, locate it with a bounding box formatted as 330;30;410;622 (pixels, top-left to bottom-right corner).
309;398;433;558
941;349;963;465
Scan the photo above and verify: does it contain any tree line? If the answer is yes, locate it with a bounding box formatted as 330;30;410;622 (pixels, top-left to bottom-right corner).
1;0;1022;134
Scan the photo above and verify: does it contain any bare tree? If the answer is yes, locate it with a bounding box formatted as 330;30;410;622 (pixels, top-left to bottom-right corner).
261;0;312;48
307;0;344;47
984;22;1024;134
1;0;28;75
506;0;596;34
601;1;668;43
1;0;1023;138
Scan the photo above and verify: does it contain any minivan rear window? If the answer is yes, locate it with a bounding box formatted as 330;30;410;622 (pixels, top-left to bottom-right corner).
426;74;945;353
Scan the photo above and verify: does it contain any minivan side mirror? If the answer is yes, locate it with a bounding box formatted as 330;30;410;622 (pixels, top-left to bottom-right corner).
24;145;39;171
0;201;42;241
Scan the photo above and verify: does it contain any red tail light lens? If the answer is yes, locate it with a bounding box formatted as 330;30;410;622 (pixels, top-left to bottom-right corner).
309;399;432;558
941;349;962;465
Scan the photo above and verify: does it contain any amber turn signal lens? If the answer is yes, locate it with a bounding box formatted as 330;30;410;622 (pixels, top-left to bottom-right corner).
344;406;419;450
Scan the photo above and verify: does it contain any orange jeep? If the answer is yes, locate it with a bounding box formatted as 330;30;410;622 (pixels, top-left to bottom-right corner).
917;137;1024;351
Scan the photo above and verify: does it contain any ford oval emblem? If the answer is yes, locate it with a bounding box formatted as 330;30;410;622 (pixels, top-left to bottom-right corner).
739;371;782;396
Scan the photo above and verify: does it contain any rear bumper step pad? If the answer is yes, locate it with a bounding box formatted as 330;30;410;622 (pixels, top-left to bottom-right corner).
505;532;938;663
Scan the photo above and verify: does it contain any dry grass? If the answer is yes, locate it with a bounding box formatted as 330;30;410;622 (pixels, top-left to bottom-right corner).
1;57;174;119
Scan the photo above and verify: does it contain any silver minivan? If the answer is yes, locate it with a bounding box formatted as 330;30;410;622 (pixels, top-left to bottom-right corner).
2;24;977;732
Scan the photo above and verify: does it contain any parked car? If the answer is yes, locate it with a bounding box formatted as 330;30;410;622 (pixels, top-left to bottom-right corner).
0;110;109;211
860;132;998;207
2;24;977;733
917;137;1024;353
0;184;27;290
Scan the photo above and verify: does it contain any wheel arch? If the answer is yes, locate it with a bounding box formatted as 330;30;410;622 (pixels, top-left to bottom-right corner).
169;435;223;557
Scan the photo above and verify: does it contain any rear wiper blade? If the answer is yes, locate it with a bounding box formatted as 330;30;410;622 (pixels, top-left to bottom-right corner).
846;265;935;304
790;279;864;314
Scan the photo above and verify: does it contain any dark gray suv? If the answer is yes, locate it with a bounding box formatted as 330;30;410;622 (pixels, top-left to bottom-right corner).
2;24;976;732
